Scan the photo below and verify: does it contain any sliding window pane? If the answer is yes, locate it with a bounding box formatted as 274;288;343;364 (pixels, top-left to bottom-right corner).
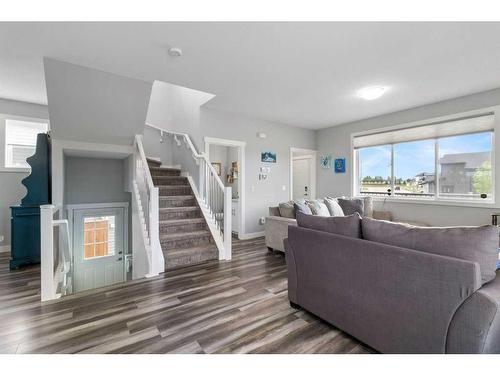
393;139;435;198
438;132;493;200
359;145;392;196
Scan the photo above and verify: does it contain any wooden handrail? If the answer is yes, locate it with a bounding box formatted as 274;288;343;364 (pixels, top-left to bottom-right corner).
145;122;225;190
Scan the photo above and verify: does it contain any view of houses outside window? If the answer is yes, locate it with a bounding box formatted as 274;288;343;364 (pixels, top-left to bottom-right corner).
358;132;493;201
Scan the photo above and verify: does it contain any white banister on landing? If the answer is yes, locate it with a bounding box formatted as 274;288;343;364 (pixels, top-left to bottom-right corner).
133;134;165;277
40;204;71;302
145;122;232;260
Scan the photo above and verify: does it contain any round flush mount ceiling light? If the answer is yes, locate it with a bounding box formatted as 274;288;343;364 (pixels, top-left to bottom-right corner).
168;47;182;57
357;85;389;100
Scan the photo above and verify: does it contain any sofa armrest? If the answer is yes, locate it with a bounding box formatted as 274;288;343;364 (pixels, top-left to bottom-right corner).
372;210;392;221
265;216;297;252
286;226;482;353
447;272;500;353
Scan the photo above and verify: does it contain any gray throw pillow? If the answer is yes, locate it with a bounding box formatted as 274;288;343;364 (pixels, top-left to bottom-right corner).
296;212;362;238
337;198;364;216
306;199;330;217
324;197;345;216
362;217;499;285
278;201;296;218
294;201;312;215
362;196;373;218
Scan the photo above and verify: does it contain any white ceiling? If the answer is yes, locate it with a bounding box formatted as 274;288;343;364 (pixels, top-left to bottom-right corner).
1;22;500;129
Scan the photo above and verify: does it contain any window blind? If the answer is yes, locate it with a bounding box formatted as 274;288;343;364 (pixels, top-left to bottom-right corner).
353;113;495;149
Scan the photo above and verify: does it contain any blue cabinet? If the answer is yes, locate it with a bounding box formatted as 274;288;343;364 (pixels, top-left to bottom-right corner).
10;206;41;269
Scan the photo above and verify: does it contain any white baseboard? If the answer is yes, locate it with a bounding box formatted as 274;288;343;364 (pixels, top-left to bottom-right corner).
0;245;11;253
238;231;265;240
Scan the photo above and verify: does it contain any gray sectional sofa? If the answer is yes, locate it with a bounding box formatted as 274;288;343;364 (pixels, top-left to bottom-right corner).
266;196;391;252
284;213;500;353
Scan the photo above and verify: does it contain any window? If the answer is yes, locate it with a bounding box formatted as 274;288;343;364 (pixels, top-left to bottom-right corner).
354;113;495;203
5;119;48;168
83;216;116;259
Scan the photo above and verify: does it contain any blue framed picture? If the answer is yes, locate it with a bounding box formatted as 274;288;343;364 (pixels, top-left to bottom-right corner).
261;151;276;163
334;158;346;173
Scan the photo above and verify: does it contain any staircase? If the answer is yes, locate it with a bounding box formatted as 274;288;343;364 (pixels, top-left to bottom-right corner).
147;158;219;269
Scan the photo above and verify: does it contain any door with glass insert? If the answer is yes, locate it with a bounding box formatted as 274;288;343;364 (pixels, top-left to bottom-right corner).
73;207;125;293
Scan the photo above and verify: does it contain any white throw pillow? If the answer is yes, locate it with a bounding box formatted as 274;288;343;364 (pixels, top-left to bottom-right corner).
324;197;345;216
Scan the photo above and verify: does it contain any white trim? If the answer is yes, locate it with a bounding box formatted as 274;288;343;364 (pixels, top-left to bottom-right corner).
290;147;317;201
0;245;10;253
351;105;499;207
0;167;30;173
66;202;129;211
238;231;265;240
204;137;246;238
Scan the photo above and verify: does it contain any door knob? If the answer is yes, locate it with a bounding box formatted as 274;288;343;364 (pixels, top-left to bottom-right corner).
117;257;123;261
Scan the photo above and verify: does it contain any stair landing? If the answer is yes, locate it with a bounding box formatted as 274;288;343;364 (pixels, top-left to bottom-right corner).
147;158;218;270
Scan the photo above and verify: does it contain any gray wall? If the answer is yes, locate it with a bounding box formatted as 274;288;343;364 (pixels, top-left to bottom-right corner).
64;157;131;205
200;107;316;234
316;87;500;226
0;99;49;247
44;58;152;145
142;125;174;166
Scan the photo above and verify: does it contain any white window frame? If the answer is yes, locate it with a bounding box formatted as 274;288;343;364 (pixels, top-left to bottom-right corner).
351;106;499;208
1;114;50;172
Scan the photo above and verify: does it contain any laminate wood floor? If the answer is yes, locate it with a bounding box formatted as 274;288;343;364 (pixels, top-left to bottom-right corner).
0;238;374;354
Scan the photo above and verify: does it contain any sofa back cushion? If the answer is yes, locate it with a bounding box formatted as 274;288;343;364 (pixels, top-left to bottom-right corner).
296;212;362;238
338;198;365;216
278;201;296;218
294;201;312;215
362;217;499;285
306;199;331;216
324;197;345;216
269;206;281;216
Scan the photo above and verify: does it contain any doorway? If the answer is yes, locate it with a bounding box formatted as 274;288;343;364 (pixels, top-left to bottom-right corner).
204;137;246;239
290;148;317;201
69;203;128;293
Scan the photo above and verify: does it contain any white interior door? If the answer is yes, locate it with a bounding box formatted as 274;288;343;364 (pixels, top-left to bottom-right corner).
293;157;312;200
73;207;125;293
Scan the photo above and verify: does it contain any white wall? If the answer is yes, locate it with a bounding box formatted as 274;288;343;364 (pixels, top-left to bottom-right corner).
0;98;49;248
44;58;152;145
316;87;500;226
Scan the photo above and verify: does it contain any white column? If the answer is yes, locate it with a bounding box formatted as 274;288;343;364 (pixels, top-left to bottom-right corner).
223;187;232;260
40;204;55;301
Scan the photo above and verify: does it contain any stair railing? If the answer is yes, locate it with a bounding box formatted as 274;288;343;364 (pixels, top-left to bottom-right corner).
145;123;232;260
133;134;165;276
40;205;71;301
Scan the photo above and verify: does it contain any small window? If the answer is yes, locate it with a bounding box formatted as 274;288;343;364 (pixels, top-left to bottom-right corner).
83;216;116;259
5;119;48;168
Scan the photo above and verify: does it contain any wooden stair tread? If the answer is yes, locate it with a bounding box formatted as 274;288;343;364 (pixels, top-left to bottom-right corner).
159;195;195;200
159;218;205;226
157;185;191;188
149;166;181;172
164;244;218;257
160;230;211;240
159;206;199;211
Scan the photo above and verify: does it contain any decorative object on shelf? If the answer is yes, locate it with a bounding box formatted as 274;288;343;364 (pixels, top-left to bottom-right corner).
227;161;239;183
261;151;276;163
211;162;222;176
320;154;332;169
334;158;346;173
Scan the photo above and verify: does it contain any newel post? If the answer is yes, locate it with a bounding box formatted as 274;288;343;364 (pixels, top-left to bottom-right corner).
40;204;55;301
223;187;232;260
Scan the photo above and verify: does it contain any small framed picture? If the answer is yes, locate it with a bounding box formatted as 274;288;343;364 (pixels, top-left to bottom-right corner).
334;158;346;173
211;162;222;176
261;151;276;163
320;154;332;169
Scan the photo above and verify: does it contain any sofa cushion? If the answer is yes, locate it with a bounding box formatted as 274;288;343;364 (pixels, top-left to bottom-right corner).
294;201;312;215
306;199;330;217
362;196;373;218
338;198;365;216
324;197;345;216
296;212;362;238
362;217;500;285
278;201;296;218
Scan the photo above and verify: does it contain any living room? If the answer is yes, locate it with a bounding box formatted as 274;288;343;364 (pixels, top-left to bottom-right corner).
2;1;500;373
